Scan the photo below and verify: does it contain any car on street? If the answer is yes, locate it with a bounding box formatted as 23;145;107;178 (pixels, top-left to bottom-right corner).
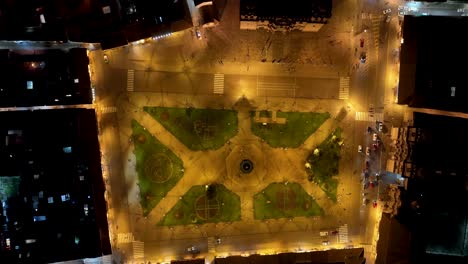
322;241;330;246
195;29;202;39
187;246;200;254
376;121;383;132
103;54;109;64
373;143;379;150
383;8;392;15
358;145;363;153
365;147;370;156
372;200;378;208
373;133;378;141
367;126;372;133
360;52;367;63
360;38;364;48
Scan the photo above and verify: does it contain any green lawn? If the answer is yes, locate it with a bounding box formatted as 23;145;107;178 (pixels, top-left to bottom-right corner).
306;128;343;202
159;184;241;226
250;111;330;148
132;120;185;216
144;107;238;150
254;182;324;220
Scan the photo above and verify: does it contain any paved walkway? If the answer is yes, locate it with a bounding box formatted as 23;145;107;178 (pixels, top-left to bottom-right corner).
111;91;355;253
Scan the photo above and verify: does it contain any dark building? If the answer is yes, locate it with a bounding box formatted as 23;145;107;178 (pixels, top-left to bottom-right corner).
0;48;91;107
240;0;332;32
0;0;193;50
214;248;365;264
386;112;468;263
398;16;468;113
0;109;111;263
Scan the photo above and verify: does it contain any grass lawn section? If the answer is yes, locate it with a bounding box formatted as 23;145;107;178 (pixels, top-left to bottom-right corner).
250;111;330;148
307;128;342;202
132;120;184;216
144;107;238;150
254;182;324;220
159;184;240;226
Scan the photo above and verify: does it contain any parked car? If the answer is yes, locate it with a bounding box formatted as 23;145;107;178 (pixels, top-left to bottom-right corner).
365;147;370;156
360;38;364;48
195;29;202;39
372;200;378;208
378;122;383;132
383;8;392;15
358;145;363;153
373;133;378;141
360;52;367;63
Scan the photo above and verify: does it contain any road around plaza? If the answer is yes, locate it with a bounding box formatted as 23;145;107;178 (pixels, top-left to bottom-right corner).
89;0;408;262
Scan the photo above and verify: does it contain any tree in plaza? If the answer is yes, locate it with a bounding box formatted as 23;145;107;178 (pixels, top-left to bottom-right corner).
206;184;217;200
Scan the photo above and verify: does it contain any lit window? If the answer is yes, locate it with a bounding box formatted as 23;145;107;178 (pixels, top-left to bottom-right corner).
63;146;72;153
102;6;111;14
74;78;79;83
47;197;54;204
79;175;85;181
33;215;46;222
27;81;33;90
61;193;70;202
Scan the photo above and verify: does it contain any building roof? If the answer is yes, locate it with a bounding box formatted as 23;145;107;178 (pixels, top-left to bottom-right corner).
214;248;365;264
240;0;332;20
398;16;468;113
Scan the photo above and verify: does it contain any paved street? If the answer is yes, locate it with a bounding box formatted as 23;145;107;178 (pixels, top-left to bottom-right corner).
89;0;411;263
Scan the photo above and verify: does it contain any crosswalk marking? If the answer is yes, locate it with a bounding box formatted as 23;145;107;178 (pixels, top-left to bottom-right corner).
339;77;350;100
214;73;225;94
338;224;349;243
132;241;144;259
100;106;117;114
371;15;381;60
117;233;134;243
355;112;384;122
127;69;135;92
207;237;217;253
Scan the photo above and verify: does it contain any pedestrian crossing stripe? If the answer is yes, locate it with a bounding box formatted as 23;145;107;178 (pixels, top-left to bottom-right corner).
371;15;381;60
133;241;144;259
355;112;384;122
214;73;224;94
117;233;134;243
127;69;135;92
339;77;350;100
100;106;117;114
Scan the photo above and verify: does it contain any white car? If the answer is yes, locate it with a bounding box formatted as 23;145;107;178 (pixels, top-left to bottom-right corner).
358;145;363;153
366;147;370;156
383;8;392;15
195;30;202;39
373;133;378;141
378;122;383;132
